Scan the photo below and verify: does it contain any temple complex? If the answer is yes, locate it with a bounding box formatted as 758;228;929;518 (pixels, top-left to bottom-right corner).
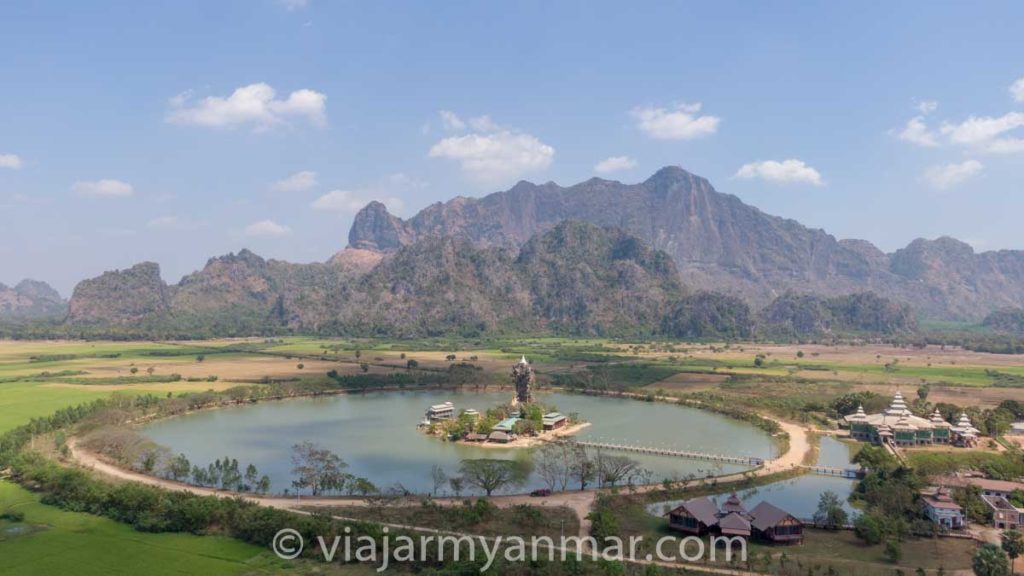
844;391;980;447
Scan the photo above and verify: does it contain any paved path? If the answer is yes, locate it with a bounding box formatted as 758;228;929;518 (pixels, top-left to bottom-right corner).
68;413;809;540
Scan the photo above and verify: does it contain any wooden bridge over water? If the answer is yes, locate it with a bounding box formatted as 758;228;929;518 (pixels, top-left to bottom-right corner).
799;465;862;479
557;440;864;478
565;440;766;466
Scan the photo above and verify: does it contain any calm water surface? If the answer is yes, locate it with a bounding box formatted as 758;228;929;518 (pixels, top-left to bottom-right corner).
142;390;778;495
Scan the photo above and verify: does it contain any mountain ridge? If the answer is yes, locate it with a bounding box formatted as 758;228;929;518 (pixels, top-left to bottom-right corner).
348;166;1024;321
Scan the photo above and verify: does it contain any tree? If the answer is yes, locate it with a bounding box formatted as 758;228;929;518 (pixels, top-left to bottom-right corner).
256;475;271;494
1001;529;1024;574
884;539;902;564
917;383;930;402
406;359;419;369
431;465;448;496
290;441;349;496
535;442;573;491
570;444;597;491
458;459;529;496
587;506;620;550
854;512;884;545
166;453;191;482
597;454;640;488
813;491;849;530
244;463;259;489
448;476;465;497
973;543;1010;576
346;477;377;496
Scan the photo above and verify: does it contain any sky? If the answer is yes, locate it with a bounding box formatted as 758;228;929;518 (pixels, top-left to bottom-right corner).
1;1;1023;295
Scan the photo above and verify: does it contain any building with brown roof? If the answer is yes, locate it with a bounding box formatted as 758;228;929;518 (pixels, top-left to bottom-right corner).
920;487;964;530
748;502;804;544
666;496;720;535
666;494;802;544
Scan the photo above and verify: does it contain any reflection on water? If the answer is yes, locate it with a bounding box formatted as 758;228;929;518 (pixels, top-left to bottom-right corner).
141;390;776;495
648;435;859;521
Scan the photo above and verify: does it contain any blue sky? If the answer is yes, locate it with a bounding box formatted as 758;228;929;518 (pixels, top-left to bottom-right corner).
1;1;1022;294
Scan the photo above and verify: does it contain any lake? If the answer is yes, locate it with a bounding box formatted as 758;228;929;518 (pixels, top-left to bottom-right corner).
141;390;778;495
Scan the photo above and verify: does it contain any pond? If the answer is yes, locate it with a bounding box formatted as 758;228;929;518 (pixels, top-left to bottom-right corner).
647;436;860;521
141;390;779;495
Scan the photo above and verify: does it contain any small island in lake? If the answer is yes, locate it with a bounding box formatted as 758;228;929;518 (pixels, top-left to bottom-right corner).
419;355;590;448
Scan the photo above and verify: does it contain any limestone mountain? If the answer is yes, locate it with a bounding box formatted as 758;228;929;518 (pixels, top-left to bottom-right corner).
67;262;169;325
348;166;1024;321
0;279;67;321
63;222;705;337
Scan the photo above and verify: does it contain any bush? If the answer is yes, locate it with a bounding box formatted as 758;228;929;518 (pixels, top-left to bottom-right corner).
0;510;25;522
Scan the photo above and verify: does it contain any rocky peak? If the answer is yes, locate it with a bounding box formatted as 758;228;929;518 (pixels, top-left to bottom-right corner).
14;279;63;303
0;279;67;321
348;201;408;250
67;262;169;324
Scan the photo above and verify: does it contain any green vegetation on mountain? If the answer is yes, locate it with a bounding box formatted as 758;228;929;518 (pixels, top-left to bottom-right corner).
759;292;918;338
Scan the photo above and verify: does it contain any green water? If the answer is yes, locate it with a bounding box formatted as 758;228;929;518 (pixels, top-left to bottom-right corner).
142;390;777;495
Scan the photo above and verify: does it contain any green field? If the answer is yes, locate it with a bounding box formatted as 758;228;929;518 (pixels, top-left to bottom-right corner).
0;482;279;576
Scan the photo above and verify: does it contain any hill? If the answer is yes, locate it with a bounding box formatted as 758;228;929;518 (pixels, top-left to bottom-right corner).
0;279;67;321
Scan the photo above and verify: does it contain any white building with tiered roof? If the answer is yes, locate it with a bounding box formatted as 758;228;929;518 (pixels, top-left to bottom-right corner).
844;391;959;446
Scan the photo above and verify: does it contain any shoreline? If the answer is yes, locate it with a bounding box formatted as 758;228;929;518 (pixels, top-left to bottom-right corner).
451;421;592;449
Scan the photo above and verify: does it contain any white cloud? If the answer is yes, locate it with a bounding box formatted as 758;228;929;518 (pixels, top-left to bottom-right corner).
71;179;134;198
439;110;466;132
734;159;824;186
146;215;200;231
311;190;404;214
917;100;939;115
0;154;22;169
310;173;420;215
279;0;307;10
631;102;720;140
429;113;554;184
896;116;939;147
167;83;326;130
923;160;983;190
146;215;179;230
438;110;501;133
1011;77;1024;103
244;220;291;237
940;112;1024;154
594;156;637;174
271;170;318;192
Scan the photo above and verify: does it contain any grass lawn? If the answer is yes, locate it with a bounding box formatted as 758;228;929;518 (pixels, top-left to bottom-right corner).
755;528;978;575
0;481;279;576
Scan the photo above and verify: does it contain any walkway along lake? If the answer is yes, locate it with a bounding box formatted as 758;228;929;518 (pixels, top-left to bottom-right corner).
141;390;780;495
647;436;861;521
